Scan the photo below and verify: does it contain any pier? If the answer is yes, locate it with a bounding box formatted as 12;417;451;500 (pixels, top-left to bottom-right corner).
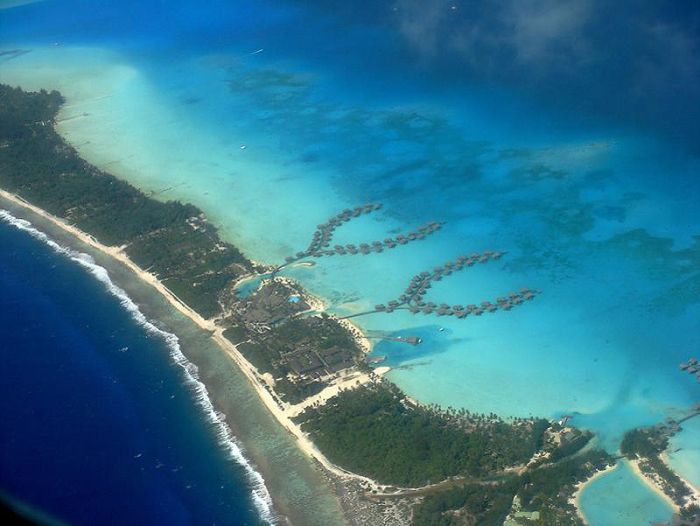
679;357;700;383
275;203;444;271
341;252;540;321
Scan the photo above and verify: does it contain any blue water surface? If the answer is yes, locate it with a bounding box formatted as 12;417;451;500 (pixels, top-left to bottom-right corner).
0;222;263;525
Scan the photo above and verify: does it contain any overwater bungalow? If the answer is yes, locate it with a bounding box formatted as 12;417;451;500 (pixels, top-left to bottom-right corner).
452;305;463;311
375;304;387;311
501;302;512;310
296;251;307;258
416;300;426;307
487;304;498;312
384;241;396;248
455;311;467;319
359;246;370;255
372;245;383;253
689;358;698;365
444;261;454;269
335;247;346;255
421;306;434;314
388;300;400;307
433;274;443;281
481;301;492;307
512;297;523;305
397;238;408;245
688;366;699;374
680;362;689;370
479;255;490;263
440;303;450;309
483;250;493;256
408;233;418;240
492;251;504;259
352;208;363;217
436;308;447;316
466;259;476;266
467;304;477;311
426;302;437;308
285;256;295;263
324;250;335;256
409;306;420;314
399;294;409;302
497;296;507;304
420;271;430;277
385;306;395;313
474;308;484;316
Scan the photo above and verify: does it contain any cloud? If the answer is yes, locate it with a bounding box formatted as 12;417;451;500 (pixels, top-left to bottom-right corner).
390;0;700;152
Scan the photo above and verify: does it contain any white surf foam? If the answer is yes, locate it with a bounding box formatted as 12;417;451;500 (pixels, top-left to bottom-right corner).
0;209;278;525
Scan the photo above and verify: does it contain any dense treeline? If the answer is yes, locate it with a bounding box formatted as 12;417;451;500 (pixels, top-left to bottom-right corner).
412;479;520;526
296;382;549;487
412;449;613;526
621;426;696;511
620;428;666;458
0;85;252;317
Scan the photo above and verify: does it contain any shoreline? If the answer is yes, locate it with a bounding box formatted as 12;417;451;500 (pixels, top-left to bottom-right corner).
0;189;385;495
627;458;680;513
571;462;619;524
628;451;700;514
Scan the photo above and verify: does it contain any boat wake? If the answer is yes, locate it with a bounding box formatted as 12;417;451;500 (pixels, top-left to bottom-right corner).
0;209;278;525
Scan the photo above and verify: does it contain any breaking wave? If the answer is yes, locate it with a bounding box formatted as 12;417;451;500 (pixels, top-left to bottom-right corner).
0;209;278;525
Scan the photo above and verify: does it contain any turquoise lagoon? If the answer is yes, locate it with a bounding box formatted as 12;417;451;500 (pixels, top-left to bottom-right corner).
2;1;699;522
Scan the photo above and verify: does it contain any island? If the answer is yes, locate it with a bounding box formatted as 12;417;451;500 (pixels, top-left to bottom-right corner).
1;83;697;525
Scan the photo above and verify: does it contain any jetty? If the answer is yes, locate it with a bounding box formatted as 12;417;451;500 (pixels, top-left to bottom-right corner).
275;203;444;271
679;357;700;383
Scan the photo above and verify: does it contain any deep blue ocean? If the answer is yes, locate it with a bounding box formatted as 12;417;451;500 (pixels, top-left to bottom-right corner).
0;220;264;525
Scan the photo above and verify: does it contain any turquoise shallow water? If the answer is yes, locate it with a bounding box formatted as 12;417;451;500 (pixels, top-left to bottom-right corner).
579;461;674;526
2;1;699;522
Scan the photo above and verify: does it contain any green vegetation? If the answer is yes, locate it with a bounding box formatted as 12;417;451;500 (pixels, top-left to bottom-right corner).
226;313;364;404
412;449;613;526
621;425;695;509
413;479;520;526
296;382;549;487
0;85;252;318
